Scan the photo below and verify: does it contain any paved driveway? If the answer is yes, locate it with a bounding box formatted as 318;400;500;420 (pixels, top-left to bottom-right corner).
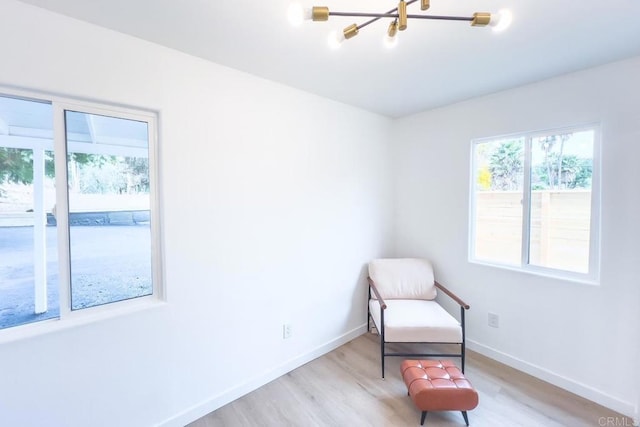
0;225;152;329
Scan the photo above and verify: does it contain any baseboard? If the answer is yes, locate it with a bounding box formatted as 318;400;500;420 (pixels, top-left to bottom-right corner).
157;324;368;427
467;339;636;420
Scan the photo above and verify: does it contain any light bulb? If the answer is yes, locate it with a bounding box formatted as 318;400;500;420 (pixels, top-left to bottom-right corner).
384;34;398;49
287;2;312;27
328;30;345;49
490;9;512;32
384;21;399;49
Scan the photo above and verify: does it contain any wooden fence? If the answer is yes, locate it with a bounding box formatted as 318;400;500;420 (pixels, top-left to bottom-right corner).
474;190;591;273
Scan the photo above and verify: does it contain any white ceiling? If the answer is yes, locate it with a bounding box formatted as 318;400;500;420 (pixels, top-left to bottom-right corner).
16;0;640;118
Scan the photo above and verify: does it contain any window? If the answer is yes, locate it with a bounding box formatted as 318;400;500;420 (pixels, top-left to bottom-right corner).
470;125;600;283
0;90;161;332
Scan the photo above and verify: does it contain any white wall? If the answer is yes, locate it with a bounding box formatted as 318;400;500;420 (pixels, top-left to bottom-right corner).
0;2;393;426
392;56;640;418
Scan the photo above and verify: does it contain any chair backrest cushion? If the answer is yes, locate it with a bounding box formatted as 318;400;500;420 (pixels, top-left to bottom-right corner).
369;258;437;300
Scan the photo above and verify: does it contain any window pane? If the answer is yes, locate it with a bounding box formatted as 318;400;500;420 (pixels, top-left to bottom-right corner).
472;138;524;265
0;96;59;329
529;131;593;273
65;111;152;310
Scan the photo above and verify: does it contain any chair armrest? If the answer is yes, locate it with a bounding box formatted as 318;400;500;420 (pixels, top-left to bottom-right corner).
435;280;470;310
367;276;387;310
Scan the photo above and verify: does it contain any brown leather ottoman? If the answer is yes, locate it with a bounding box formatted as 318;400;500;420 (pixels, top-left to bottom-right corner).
401;360;479;426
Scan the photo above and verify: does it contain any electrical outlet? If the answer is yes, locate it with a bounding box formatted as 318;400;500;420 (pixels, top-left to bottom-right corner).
488;312;500;328
283;323;292;339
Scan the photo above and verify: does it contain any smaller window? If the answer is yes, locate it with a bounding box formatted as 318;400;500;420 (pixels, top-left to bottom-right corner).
65;110;153;310
469;125;600;283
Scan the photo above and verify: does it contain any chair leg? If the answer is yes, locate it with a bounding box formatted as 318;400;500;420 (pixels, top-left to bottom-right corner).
420;411;427;425
461;342;466;373
461;307;467;374
461;411;469;426
380;337;385;379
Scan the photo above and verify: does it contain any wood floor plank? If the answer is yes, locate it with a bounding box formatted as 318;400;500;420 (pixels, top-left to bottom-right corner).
189;333;633;426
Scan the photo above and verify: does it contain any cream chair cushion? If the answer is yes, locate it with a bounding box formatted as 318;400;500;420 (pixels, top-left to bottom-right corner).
369;258;437;300
369;299;462;343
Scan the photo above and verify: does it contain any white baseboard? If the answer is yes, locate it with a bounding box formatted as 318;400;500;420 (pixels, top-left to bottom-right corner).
467;339;636;420
157;324;368;427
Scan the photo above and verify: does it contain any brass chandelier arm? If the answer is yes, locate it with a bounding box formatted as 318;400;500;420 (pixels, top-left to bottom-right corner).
408;14;473;21
329;12;474;22
341;0;418;31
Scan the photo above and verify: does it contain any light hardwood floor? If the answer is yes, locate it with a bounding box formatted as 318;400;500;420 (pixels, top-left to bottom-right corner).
189;333;633;427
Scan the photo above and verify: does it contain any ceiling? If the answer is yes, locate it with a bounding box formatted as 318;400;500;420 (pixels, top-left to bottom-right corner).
15;0;640;118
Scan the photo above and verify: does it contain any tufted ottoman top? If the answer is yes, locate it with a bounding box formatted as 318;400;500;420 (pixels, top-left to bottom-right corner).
400;360;479;412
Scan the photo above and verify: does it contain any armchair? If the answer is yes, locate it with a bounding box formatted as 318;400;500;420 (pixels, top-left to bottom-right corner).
367;258;470;378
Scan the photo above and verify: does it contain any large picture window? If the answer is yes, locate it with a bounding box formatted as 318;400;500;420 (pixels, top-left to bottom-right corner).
469;125;600;283
0;91;161;333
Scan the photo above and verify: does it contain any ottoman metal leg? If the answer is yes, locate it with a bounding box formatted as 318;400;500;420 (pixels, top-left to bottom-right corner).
461;410;469;426
420;411;427;425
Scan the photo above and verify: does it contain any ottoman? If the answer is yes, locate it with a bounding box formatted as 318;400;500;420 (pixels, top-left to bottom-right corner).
401;360;479;426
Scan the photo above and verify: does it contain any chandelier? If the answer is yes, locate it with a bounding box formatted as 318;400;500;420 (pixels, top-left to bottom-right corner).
288;1;512;48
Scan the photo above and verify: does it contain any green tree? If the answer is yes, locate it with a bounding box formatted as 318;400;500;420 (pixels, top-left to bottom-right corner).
0;147;104;186
488;141;523;190
538;134;572;189
0;148;39;184
123;157;149;193
572;158;593;189
76;155;149;194
534;153;592;189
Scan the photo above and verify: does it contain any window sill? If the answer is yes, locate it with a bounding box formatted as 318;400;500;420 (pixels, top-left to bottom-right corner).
469;258;600;286
0;297;168;345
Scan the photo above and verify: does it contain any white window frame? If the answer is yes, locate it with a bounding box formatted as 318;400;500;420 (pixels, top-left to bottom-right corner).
468;123;601;284
0;86;165;343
